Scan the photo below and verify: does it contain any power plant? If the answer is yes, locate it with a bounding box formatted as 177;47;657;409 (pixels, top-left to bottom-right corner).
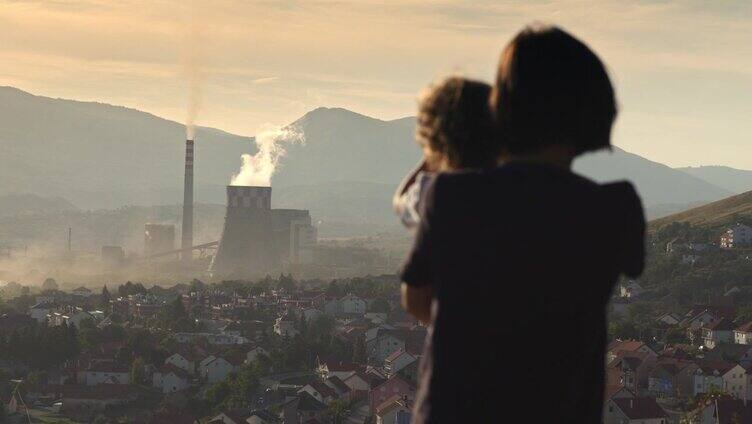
181;138;194;263
209;185;316;278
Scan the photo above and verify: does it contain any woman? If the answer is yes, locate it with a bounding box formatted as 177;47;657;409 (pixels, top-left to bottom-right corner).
400;25;645;423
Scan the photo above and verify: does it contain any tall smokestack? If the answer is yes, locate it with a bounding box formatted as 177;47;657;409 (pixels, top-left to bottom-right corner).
181;138;194;263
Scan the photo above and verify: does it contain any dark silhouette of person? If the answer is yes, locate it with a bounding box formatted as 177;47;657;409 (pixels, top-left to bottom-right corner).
400;24;645;423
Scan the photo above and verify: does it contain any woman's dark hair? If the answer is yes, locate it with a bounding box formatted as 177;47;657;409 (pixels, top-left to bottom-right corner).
491;25;617;155
417;76;497;168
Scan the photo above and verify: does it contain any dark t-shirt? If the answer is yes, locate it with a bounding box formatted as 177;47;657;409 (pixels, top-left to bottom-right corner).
400;162;645;423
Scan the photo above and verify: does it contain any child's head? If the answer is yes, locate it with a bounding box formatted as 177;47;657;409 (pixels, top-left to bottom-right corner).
416;76;498;171
491;24;617;157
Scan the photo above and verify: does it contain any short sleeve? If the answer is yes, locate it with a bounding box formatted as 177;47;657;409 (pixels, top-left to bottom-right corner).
603;182;646;278
399;174;441;287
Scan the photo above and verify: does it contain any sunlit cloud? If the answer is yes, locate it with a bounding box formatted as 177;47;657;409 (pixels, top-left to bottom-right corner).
0;0;750;167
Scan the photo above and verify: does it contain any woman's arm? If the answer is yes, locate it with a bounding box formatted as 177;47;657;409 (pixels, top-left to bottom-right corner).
401;282;433;324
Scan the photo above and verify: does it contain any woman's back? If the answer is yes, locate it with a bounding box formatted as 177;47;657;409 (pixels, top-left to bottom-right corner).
402;162;645;423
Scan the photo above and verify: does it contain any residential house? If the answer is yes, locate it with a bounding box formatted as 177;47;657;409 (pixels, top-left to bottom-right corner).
324;375;350;399
607;340;658;362
316;358;362;381
28;302;56;323
734;321;752;345
370;376;415;415
340;293;366;315
647;358;699;399
245;346;268;364
274;314;299;337
165;350;197;375
279;392;327;424
375;395;411;424
607;352;654;392
343;372;373;400
721;364;747;400
656;313;681;326
620;282;644;299
153;364;191;394
702;318;734;349
694;362;735;396
84;362;130;386
720;223;752;248
298;380;337;404
383;350;416;378
202;354;242;383
604;397;668;424
208;411;252;424
72;286;93;297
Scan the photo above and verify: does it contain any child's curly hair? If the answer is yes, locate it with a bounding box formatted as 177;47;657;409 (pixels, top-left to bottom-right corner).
417;76;499;169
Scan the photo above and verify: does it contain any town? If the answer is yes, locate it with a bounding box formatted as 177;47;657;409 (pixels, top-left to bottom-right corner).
0;275;421;424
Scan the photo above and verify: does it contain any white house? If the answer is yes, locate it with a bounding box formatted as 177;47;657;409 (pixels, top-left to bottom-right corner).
164;351;196;375
619;282;644;299
368;331;406;363
298;380;337;404
84;362;130;386
274;315;299;337
735;322;752;345
343;372;371;398
152;364;191;394
201;356;241;383
340;294;366;315
723;364;747;400
245;346;267;364
383;350;416;378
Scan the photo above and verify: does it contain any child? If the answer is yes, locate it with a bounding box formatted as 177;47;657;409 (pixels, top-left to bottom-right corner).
393;76;499;228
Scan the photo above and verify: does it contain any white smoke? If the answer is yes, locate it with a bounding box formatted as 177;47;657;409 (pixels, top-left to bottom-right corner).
183;9;204;140
231;125;304;187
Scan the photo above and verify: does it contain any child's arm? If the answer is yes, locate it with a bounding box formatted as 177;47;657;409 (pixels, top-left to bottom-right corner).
394;160;431;229
393;159;427;211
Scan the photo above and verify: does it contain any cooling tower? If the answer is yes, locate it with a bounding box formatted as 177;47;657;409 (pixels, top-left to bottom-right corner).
181;139;194;263
210;185;273;277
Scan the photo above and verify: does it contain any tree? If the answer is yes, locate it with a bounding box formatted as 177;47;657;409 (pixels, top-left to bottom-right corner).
167;297;187;323
100;286;112;308
131;357;145;385
41;278;58;291
189;279;205;293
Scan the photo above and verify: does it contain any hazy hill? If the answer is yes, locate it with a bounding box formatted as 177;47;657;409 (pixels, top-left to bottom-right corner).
650;190;752;230
574;148;732;210
0;86;250;209
0;193;78;217
677;166;752;194
0;86;738;239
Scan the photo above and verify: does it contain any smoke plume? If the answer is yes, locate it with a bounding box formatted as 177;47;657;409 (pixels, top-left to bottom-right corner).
183;13;204;140
231;125;304;187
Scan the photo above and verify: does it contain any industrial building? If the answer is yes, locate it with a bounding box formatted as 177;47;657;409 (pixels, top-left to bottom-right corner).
209;185;316;278
144;224;176;257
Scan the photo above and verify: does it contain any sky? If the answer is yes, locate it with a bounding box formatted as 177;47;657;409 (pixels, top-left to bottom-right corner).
0;0;751;168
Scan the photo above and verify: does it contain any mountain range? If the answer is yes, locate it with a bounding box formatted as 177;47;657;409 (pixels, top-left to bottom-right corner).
1;85;750;240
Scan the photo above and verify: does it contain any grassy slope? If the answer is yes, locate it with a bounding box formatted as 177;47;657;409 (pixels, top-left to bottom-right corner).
650;190;752;230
